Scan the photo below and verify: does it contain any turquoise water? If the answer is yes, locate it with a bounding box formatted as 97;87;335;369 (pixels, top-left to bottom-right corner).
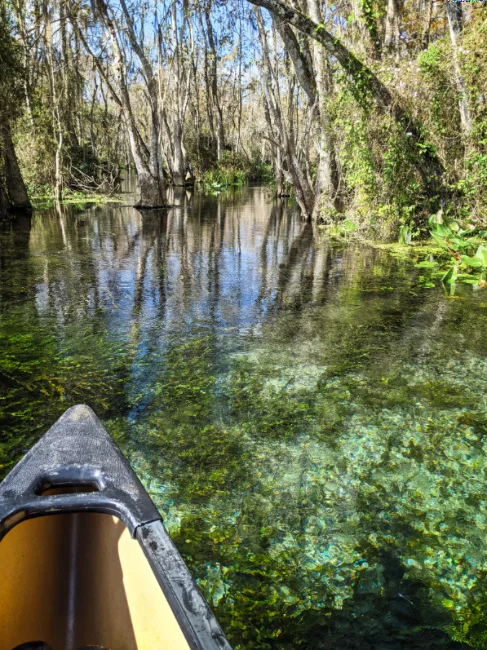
1;188;487;648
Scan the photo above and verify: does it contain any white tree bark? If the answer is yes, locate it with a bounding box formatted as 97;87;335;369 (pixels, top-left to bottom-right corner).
247;0;446;193
446;1;472;140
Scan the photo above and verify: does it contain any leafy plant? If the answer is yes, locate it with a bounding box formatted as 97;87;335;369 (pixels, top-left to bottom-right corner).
418;211;487;288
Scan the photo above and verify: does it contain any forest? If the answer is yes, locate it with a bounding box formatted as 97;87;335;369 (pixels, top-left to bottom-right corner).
0;0;486;237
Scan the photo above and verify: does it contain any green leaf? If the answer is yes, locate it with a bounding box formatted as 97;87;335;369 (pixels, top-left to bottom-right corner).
414;260;438;269
442;265;458;285
343;219;358;232
431;233;450;248
398;225;411;245
450;237;471;250
428;211;443;228
475;245;487;268
461;255;483;268
430;223;453;238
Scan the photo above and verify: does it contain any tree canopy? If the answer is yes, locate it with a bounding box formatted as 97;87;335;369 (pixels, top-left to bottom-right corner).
0;0;486;230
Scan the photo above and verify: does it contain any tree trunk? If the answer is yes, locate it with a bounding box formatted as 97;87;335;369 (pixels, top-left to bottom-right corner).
0;173;11;218
275;148;285;196
421;0;434;50
354;0;381;60
273;17;316;103
43;0;63;202
309;0;341;218
247;0;446;195
205;4;225;160
446;1;472;140
164;3;193;186
256;8;315;217
384;0;403;54
89;0;167;207
1;123;31;209
137;172;166;208
172;122;185;185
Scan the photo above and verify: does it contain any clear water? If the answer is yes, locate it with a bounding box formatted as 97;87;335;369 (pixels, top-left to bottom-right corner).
1;187;487;649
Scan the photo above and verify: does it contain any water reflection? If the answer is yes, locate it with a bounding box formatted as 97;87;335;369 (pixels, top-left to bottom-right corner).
1;187;487;648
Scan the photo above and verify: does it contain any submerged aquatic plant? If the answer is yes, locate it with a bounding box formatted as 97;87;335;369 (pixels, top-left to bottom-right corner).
118;319;487;649
3;199;487;648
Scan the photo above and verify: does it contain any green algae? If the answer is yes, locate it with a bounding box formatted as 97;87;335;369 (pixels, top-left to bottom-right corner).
2;192;487;648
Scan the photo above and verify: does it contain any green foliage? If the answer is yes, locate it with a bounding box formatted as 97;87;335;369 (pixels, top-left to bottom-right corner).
335;92;377;208
249;162;274;185
203;151;249;192
14;87;123;194
418;44;444;79
414;18;487;221
0;7;25;122
184;133;218;177
335;87;424;237
329;12;487;236
0;5;26;214
320;218;359;239
398;225;412;245
411;210;487;289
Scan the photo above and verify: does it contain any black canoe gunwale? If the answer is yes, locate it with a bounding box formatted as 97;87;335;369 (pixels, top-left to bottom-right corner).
0;404;232;650
0;405;160;540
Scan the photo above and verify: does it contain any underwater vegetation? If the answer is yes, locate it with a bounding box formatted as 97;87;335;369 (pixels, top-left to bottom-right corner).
123;317;487;649
2;193;487;648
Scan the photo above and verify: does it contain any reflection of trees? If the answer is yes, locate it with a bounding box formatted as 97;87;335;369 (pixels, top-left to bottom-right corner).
276;220;315;310
0;214;32;303
2;190;451;457
258;200;283;305
3;188;487;649
258;202;335;315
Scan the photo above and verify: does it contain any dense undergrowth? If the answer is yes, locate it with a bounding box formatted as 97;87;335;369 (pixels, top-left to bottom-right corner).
201;152;274;194
3;6;486;236
319;10;487;238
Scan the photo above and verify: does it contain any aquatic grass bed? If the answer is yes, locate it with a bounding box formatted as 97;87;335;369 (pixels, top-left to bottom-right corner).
124;332;487;649
2;191;487;648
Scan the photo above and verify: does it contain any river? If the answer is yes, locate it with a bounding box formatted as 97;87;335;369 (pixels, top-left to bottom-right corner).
1;186;487;649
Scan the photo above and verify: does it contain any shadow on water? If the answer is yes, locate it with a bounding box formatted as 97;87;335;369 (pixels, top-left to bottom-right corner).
2;187;487;648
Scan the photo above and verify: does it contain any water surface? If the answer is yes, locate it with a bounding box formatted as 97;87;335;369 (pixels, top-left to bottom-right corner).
1;188;487;649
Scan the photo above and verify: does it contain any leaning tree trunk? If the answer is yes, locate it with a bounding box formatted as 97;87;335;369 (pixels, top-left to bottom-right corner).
255;8;315;217
273;2;341;218
247;0;446;196
1;124;31;210
309;0;341;218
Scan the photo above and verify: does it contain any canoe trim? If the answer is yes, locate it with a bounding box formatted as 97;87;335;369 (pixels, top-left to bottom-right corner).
0;405;233;650
0;405;161;540
137;521;232;650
